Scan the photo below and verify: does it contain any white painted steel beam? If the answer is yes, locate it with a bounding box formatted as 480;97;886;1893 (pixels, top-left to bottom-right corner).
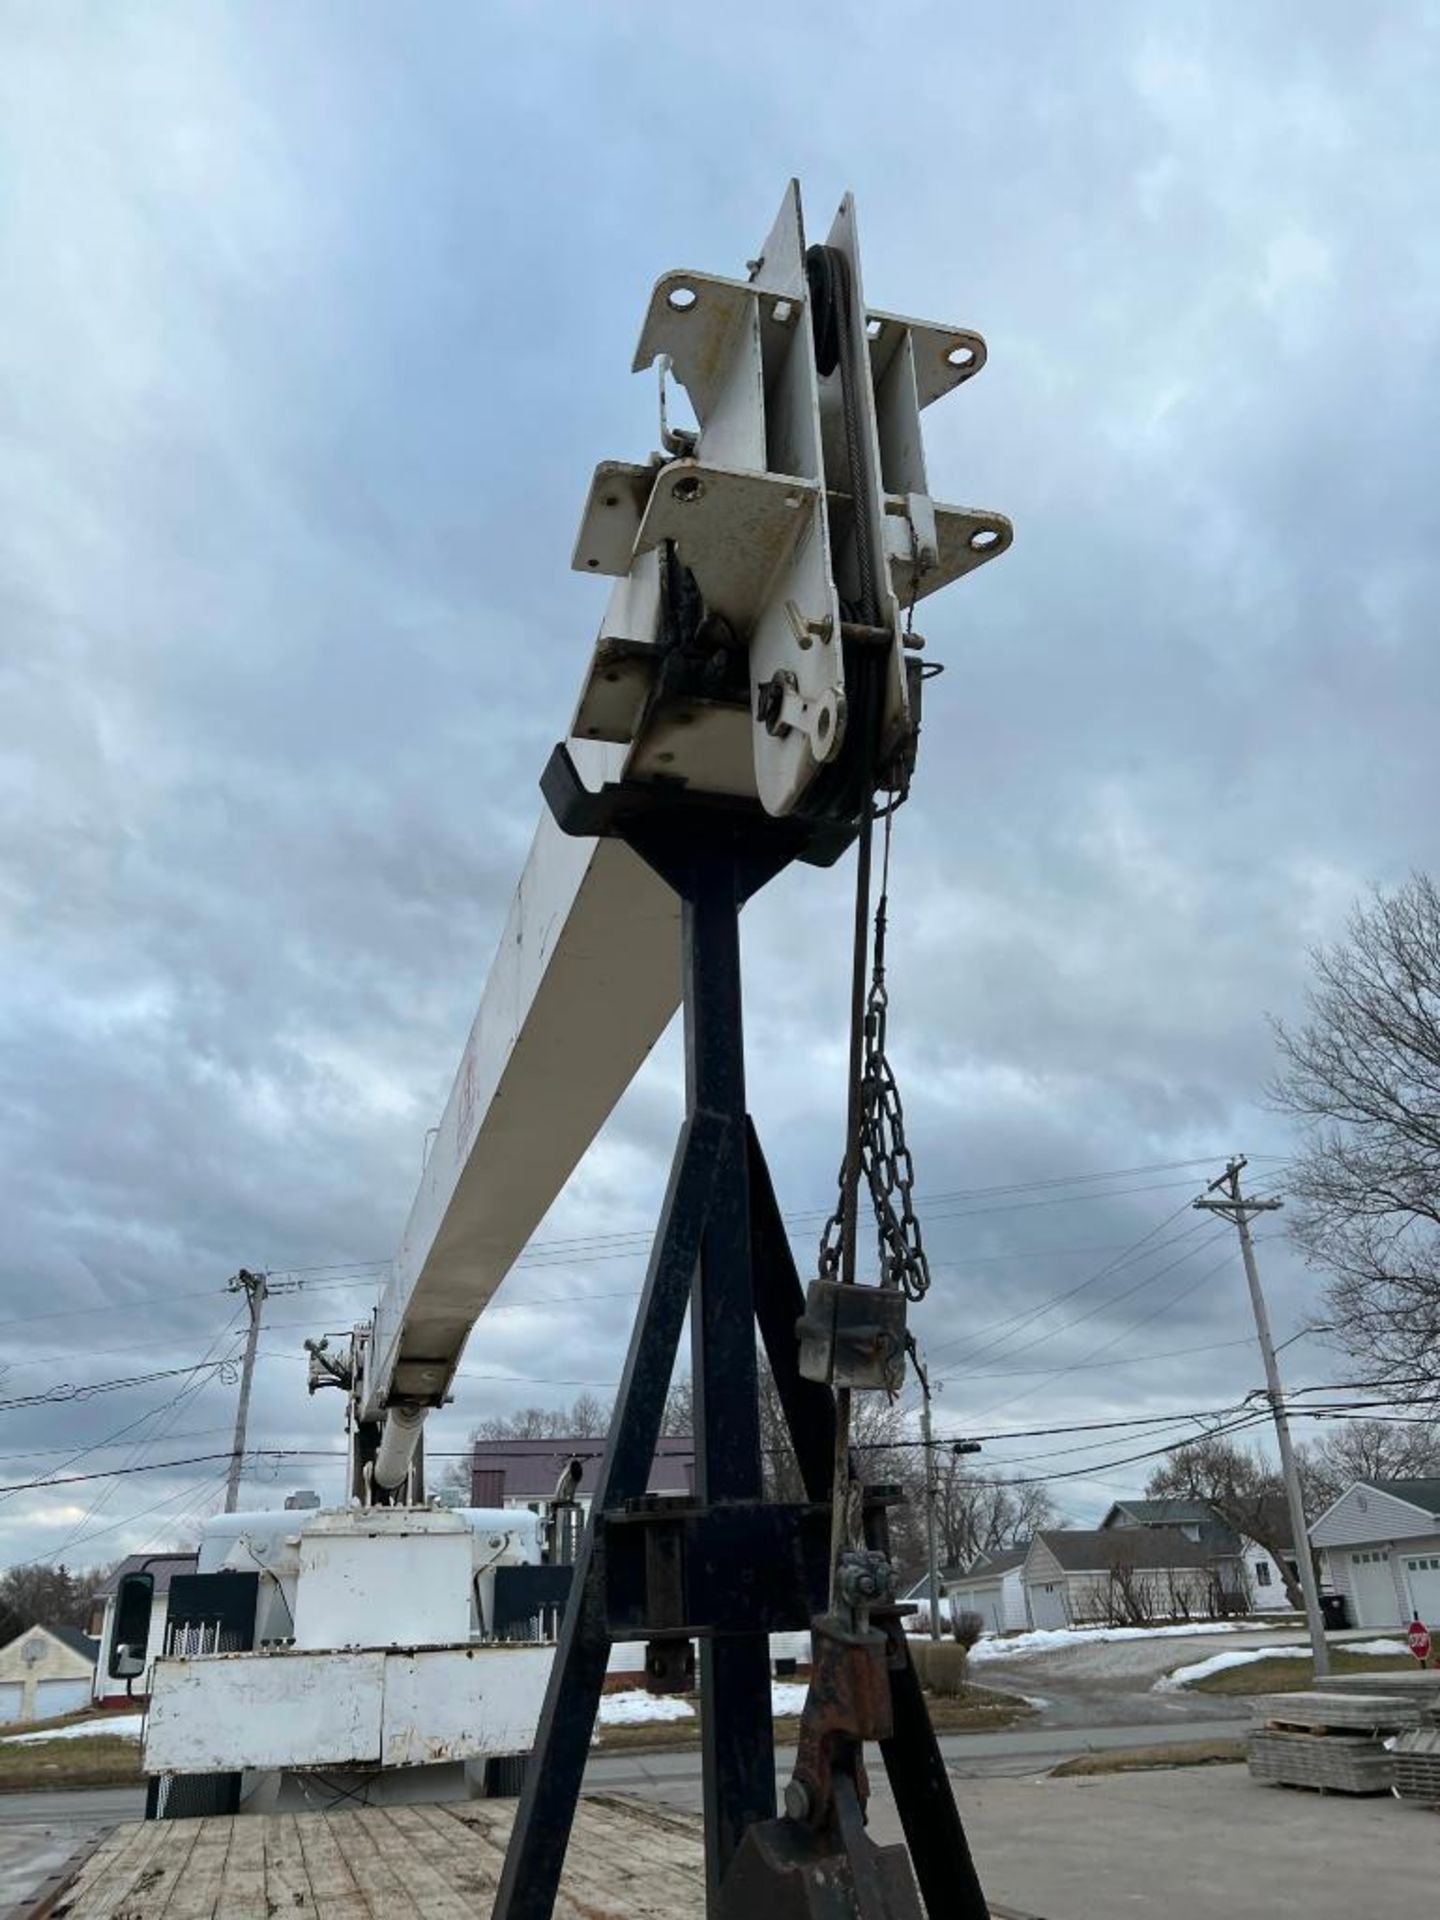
363;756;680;1421
360;181;1009;1445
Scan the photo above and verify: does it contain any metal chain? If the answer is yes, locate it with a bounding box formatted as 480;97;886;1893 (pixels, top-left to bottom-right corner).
818;798;933;1305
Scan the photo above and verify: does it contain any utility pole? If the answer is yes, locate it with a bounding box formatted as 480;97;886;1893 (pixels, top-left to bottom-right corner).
1196;1157;1329;1677
911;1342;943;1641
224;1268;268;1514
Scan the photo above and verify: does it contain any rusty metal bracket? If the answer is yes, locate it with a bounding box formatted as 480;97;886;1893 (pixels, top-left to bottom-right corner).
718;1609;923;1918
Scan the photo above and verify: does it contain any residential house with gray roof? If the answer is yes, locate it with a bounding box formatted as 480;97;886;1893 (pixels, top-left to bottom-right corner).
1310;1477;1440;1629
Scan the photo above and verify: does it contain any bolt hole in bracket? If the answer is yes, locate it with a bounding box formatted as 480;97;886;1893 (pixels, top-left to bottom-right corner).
568;193;1014;828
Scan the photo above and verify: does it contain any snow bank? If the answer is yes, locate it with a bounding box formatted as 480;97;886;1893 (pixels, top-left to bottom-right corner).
2;1712;144;1745
966;1622;1236;1663
1154;1647;1293;1689
1156;1638;1408;1691
598;1680;810;1728
598;1691;696;1725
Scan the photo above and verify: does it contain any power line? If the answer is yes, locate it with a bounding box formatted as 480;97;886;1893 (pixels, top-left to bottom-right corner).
0;1358;241;1416
0;1474;221;1574
0;1156;1278;1335
0;1426;235;1464
935;1334;1258;1382
0;1447;303;1497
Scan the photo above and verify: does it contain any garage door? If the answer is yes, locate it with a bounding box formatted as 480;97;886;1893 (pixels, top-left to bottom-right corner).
1402;1552;1440;1626
35;1677;91;1718
1348;1549;1400;1627
1029;1579;1068;1629
0;1683;22;1724
953;1583;1005;1636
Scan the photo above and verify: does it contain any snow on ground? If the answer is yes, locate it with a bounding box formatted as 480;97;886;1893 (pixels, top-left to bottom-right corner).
2;1712;144;1744
1155;1640;1408;1691
965;1622;1237;1663
598;1680;810;1727
598;1691;696;1725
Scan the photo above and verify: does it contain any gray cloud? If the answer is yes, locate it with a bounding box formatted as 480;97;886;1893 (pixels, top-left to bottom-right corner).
2;2;1436;1562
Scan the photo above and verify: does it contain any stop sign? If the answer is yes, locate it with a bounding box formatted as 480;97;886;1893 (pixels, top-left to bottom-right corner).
1407;1617;1432;1662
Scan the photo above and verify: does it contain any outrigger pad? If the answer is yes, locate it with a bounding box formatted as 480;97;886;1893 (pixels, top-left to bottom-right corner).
717;1814;924;1920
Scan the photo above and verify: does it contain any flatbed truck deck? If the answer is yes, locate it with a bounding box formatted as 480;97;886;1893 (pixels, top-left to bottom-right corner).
32;1796;707;1919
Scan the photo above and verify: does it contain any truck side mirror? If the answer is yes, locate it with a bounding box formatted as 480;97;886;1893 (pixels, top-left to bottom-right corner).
108;1570;154;1679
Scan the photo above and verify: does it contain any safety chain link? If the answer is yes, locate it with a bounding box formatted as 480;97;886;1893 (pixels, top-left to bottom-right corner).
817;799;933;1306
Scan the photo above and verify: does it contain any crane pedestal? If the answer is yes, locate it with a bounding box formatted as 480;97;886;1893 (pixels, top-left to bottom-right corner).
490;760;986;1920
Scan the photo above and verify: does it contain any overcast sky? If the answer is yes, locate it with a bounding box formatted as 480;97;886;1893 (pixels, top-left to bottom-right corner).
2;3;1437;1572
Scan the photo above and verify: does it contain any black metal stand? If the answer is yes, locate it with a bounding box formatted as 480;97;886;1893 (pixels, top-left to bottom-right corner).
490;757;986;1920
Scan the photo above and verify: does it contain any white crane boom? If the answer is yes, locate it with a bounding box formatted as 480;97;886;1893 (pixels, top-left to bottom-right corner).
344;181;1010;1489
361;782;680;1423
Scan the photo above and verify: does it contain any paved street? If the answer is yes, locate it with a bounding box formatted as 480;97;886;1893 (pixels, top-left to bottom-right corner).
869;1764;1440;1920
0;1788;143;1913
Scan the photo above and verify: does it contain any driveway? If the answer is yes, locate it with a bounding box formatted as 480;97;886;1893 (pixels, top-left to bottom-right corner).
0;1788;142;1913
870;1764;1439;1920
966;1624;1369;1732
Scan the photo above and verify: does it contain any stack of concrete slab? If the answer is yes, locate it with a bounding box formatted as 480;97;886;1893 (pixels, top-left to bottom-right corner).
1313;1669;1440;1705
1392;1726;1440;1805
1248;1690;1421;1796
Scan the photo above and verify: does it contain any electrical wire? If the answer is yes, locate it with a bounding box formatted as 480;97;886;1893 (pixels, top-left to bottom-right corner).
0;1155;1282;1335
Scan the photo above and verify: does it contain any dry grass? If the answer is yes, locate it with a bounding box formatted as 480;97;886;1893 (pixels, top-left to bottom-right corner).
0;1684;1035;1786
1051;1738;1246;1778
594;1683;1032;1754
1188;1650;1417;1697
0;1734;143;1793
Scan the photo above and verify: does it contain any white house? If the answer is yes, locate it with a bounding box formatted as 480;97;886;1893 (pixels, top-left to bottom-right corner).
1022;1528;1220;1629
0;1624;97;1724
93;1552;197;1703
1309;1477;1440;1629
1100;1497;1298;1613
940;1547;1030;1635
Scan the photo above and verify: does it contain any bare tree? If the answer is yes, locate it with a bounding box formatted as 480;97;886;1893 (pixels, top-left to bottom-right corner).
0;1563;115;1645
441;1380;698;1497
659;1376;693;1437
1147;1437;1305;1610
440;1391;616;1495
1270;874;1440;1388
931;1460;1056;1572
754;1357;925;1571
1296;1415;1440;1515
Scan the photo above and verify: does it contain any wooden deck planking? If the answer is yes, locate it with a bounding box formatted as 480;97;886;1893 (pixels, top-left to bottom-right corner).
216;1809;267;1916
62;1815;194;1919
329;1809;430;1920
293;1806;375;1919
51;1816;152;1916
156;1817;235;1920
43;1797;705;1919
376;1805;498;1912
543;1796;706;1916
260;1814;316;1918
350;1808;480;1920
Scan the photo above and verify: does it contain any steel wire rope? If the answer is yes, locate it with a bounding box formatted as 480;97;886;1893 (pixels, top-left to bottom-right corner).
916;1200;1211;1374
917;1170;1288;1394
19;1308;247;1556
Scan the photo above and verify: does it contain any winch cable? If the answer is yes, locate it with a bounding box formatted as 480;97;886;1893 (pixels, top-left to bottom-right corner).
819;787;935;1603
825;798;874;1604
805;241;935;1606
